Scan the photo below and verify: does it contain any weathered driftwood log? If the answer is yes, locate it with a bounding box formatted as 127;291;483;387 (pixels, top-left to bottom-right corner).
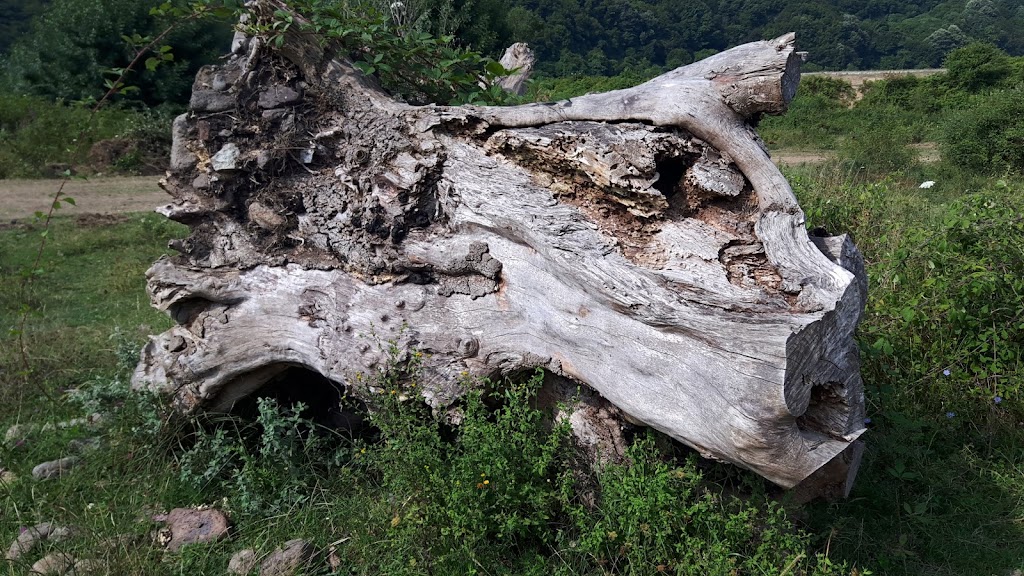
134;2;867;498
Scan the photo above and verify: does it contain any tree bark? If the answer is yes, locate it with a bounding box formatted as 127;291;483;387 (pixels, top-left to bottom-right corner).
134;2;867;498
496;43;535;96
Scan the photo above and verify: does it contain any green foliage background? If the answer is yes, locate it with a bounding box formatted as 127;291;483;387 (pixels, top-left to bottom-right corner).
0;0;232;106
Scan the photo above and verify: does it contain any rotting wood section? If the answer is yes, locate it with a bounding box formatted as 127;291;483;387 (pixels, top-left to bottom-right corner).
134;0;867;500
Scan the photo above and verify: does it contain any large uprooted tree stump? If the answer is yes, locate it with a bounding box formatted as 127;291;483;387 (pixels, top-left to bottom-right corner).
133;3;867;499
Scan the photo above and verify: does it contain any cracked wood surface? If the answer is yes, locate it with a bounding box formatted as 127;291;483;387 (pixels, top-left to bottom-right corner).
133;1;867;497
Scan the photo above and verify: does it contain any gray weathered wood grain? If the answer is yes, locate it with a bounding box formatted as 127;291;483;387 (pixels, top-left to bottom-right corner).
133;1;866;497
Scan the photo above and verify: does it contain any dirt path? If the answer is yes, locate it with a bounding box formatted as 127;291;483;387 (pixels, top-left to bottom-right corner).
0;176;167;221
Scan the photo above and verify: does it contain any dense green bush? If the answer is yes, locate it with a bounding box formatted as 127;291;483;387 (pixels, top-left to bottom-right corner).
941;88;1024;175
259;0;511;106
0;93;175;178
943;42;1014;91
877;185;1024;404
793;173;1024;413
564;436;855;575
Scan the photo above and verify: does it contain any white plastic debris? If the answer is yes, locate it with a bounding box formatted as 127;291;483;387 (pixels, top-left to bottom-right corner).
919;180;935;189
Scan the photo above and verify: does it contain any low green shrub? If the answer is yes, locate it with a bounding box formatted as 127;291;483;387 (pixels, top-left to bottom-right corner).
562;435;855;575
165;361;859;575
347;370;573;574
789;169;1024;575
943;43;1015;91
869;183;1024;408
759;93;849;150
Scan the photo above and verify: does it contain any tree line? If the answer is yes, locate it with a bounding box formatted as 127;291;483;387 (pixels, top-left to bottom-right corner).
2;0;1023;107
448;0;1024;76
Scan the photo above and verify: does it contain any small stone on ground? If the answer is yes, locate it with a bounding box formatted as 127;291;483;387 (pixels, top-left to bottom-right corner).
5;423;34;446
259;539;319;576
67;438;101;453
30;552;76;575
32;457;81;480
228;548;258;575
68;558;107;575
6;523;74;561
162;508;231;551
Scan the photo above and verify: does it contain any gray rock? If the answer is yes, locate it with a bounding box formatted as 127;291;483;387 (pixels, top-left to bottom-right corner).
261;108;289;121
258;539;318;576
67;438;100;453
258;86;301;109
5;423;36;446
256;150;276;170
228;549;258;575
68;559;106;575
6;523;74;561
248;202;286;229
231;31;250;55
30;552;76;575
41;414;101;432
192;174;211;190
231;13;251;55
170;114;196;172
190;90;235;112
32;457;81;480
162;508;231;551
0;469;16;485
212;144;242;172
211;74;230;92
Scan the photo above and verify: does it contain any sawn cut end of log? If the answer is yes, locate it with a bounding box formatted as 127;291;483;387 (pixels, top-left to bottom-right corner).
134;2;867;499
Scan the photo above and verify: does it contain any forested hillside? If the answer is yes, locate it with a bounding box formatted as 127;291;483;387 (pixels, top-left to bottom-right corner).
445;0;1024;75
0;0;231;106
3;0;1024;98
0;0;46;53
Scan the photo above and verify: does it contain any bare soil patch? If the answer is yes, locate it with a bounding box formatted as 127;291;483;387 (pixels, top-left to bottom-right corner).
0;176;167;221
807;69;945;88
771;150;832;165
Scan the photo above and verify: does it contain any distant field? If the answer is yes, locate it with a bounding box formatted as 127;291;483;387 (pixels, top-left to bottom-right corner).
807;68;946;90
